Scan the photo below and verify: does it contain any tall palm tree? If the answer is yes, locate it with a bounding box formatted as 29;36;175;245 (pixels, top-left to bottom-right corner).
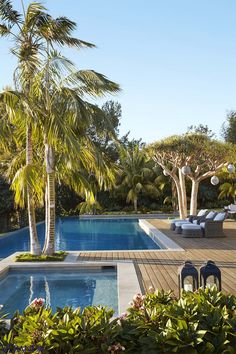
31;51;119;254
0;0;95;254
117;145;160;212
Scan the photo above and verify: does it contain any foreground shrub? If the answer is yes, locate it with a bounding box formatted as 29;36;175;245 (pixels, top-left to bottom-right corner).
0;287;236;353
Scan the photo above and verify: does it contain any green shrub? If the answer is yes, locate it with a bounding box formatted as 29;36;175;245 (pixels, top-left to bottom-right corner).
0;287;236;353
15;251;67;262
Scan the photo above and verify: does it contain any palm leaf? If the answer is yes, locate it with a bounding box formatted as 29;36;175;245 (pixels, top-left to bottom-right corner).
0;23;10;36
0;0;22;24
11;164;45;208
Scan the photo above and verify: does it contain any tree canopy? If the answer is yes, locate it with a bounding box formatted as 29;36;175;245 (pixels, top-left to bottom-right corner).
148;133;236;217
222;111;236;144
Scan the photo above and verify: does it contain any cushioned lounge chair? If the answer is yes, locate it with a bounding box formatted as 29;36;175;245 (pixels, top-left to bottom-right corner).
182;212;227;238
170;209;208;231
202;212;227;238
174;209;211;234
224;204;236;217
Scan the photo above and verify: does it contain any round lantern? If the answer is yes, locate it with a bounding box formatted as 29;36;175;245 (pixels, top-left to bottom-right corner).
181;166;191;175
210;176;219;186
163;169;169;176
227;164;235;174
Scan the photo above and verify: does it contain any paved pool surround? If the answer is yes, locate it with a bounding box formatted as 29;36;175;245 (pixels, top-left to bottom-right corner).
0;252;141;315
139;220;184;251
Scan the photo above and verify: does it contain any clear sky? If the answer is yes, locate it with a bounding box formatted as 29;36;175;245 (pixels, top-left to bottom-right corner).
1;0;236;143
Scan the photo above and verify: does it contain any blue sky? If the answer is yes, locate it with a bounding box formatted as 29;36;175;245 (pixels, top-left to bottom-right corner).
1;0;236;142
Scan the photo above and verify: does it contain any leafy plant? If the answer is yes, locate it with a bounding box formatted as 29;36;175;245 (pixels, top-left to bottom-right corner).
15;251;67;262
0;287;236;353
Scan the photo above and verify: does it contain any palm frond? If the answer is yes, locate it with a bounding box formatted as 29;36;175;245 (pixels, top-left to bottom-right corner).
11;164;45;208
24;2;47;29
0;0;22;24
0;22;10;36
74;70;120;96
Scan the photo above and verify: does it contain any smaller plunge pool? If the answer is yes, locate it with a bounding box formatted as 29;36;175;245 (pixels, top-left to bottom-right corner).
0;267;118;316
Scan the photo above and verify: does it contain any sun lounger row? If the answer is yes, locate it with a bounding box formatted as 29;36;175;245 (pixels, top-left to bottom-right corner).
170;210;227;238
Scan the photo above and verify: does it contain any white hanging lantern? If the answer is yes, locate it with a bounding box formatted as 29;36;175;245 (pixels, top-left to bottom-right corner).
181;165;191;175
163;169;169;176
211;176;219;186
227;164;235;174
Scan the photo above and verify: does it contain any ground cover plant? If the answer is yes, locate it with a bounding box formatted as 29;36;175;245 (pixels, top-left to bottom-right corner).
0;287;235;353
15;251;67;262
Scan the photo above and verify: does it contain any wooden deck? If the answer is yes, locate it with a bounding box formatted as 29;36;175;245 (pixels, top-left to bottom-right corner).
78;219;236;296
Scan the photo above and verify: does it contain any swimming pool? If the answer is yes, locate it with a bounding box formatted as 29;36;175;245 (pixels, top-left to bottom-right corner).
0;267;118;316
0;218;161;258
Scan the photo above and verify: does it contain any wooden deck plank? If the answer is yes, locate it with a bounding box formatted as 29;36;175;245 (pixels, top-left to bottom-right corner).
75;219;236;296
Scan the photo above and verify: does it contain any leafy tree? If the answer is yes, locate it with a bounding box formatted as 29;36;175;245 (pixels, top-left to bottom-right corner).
0;0;94;254
222;111;236;144
116;145;160;212
0;1;120;254
218;182;236;204
120;132;145;150
187;124;215;138
2;52;119;254
218;171;236;204
149;133;236;218
86;100;122;163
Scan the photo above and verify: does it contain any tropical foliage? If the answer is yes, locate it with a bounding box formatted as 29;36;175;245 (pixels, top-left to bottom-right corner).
222;111;236;144
0;0;120;254
148;133;236;218
219;183;236;203
116;145;160;212
0;287;236;353
0;1;236;239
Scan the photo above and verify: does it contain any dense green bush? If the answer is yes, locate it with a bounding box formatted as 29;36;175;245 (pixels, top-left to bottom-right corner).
0;287;236;353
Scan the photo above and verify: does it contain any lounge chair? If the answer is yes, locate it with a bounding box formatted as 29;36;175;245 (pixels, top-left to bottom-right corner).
181;212;227;238
180;211;217;237
170;209;208;231
201;212;227;238
224;204;236;217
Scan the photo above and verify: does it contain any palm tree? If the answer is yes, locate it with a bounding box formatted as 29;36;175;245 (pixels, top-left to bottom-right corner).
117;145;160;212
0;96;45;207
32;51;119;254
219;181;236;204
0;0;95;254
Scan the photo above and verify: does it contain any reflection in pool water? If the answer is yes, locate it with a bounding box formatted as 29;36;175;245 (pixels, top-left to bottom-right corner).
0;218;160;258
0;268;118;316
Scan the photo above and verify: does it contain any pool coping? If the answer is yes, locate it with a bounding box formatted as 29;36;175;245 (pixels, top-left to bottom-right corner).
139;220;184;251
0;252;141;315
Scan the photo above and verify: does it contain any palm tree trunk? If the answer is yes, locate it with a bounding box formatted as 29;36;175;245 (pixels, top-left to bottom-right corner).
190;179;199;215
45;183;48;245
43;144;56;255
26;125;41;255
134;197;138;213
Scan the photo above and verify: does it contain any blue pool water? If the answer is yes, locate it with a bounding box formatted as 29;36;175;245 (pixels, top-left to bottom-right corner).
0;268;117;316
0;218;160;258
